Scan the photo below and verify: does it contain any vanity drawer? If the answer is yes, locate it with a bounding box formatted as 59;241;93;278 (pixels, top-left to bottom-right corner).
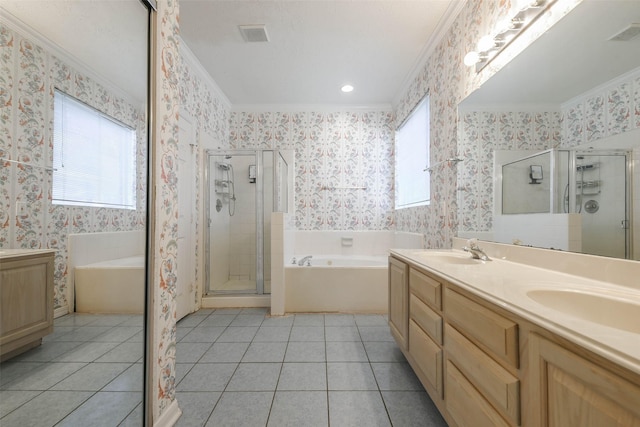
409;319;442;397
409;268;442;310
446;324;520;424
445;360;511;427
410;294;442;345
445;288;519;368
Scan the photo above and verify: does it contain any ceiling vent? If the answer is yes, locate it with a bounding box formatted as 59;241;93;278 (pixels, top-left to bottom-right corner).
239;25;269;43
609;23;640;41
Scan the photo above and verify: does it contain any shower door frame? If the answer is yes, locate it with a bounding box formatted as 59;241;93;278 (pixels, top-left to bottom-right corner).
205;149;284;296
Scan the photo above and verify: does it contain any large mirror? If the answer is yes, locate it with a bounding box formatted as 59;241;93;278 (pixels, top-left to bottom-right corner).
0;1;150;425
458;0;640;261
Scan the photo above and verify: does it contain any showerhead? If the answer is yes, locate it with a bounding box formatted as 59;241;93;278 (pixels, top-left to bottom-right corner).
217;162;231;171
225;155;232;159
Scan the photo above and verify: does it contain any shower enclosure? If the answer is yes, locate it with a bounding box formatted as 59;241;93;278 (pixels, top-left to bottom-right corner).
206;150;289;295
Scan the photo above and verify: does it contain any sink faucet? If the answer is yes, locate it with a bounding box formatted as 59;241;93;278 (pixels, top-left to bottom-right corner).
298;255;313;266
463;239;491;261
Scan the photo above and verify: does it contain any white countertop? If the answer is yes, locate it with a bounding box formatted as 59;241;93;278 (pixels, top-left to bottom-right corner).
390;248;640;376
0;248;56;259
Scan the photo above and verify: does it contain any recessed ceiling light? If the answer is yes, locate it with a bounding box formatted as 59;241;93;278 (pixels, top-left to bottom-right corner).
341;84;354;93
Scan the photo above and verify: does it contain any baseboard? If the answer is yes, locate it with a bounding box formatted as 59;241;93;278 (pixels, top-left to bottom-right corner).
201;295;271;308
54;306;69;319
153;399;182;427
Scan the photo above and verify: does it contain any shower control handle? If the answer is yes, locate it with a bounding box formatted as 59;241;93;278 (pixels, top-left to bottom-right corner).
621;220;629;229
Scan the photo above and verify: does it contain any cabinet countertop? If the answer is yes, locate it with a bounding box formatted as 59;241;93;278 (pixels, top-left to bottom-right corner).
389;248;640;376
0;249;56;260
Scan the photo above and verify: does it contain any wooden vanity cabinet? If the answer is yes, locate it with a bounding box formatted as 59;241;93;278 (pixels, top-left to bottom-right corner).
388;256;409;351
528;333;640;427
1;250;55;360
388;254;640;427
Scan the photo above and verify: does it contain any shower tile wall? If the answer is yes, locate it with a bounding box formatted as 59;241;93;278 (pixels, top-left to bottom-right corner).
229;111;395;231
0;22;146;311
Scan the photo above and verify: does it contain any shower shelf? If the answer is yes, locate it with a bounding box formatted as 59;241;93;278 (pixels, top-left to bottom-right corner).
576;180;600;195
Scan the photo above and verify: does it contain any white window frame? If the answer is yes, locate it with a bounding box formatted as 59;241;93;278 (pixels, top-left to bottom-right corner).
52;90;137;210
395;96;430;209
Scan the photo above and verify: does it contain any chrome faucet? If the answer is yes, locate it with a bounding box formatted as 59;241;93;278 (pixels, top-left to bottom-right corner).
298;255;313;266
463;239;491;261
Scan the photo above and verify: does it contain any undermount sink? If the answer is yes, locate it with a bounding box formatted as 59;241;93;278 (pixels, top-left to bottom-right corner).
527;289;640;334
419;251;483;265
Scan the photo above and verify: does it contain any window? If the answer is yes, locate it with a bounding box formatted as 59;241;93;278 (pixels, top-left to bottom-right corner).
395;96;430;208
53;90;136;210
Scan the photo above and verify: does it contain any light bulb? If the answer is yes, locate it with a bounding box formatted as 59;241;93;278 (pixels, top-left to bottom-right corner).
477;35;495;52
341;84;354;93
463;51;480;67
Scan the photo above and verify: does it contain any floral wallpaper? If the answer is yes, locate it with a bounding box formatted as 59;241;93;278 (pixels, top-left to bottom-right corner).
0;21;146;311
152;0;181;419
457;110;561;232
229;110;395;230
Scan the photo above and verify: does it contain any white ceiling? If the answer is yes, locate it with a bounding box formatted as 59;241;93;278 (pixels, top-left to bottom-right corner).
179;0;458;108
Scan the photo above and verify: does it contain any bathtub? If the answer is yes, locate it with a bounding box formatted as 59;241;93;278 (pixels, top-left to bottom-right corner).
284;255;388;313
74;255;145;314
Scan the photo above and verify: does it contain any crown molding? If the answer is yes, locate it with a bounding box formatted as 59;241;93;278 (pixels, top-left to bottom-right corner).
230;104;394;113
391;0;468;109
179;38;232;111
0;7;144;108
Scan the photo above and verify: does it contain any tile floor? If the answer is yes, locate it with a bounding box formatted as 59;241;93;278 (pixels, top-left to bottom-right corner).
175;308;448;427
0;309;448;426
0;313;144;426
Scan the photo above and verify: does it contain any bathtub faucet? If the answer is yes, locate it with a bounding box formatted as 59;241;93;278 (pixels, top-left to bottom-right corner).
298;255;313;266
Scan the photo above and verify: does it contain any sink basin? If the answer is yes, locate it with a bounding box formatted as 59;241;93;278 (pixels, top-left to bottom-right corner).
417;251;483;265
526;289;640;334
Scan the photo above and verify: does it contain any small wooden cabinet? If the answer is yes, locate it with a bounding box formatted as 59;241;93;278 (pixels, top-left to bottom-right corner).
1;250;55;360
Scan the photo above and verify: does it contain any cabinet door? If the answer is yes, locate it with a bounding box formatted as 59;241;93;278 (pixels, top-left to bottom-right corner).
529;334;640;427
388;257;409;351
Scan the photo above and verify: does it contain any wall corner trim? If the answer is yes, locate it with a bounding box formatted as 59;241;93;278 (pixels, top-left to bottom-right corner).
153;399;182;427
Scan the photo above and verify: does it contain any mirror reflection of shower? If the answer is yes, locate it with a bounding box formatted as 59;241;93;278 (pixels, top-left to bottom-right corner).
216;156;236;216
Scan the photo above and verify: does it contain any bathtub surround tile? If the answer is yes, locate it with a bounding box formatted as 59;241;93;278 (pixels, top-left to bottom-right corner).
290;326;325;342
326;341;368;362
329;391;391;427
284;342;326;362
200;342;250;363
293;314;325;326
206;392;273;427
327;362;378;391
267;391;329;427
174;391;221;427
325;326;361;342
278;363;327;391
217;326;259;342
242;342;287;363
56;391;142;427
177;363;237;392
226;363;282;391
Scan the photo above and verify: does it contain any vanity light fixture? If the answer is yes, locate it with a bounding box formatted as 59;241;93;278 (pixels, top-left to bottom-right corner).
464;0;556;72
341;84;354;93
